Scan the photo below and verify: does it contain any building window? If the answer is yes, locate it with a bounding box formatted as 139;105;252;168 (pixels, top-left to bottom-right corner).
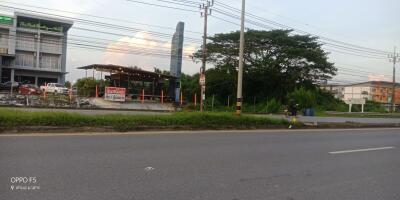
40;53;60;70
16;33;35;51
1;57;12;66
0;30;9;48
41;35;62;53
15;52;35;67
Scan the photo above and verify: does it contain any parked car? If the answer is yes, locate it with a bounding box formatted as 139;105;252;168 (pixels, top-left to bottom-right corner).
0;81;21;91
40;83;69;94
18;84;42;95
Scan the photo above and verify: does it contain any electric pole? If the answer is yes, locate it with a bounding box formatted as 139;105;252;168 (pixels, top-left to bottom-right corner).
389;47;400;113
199;0;213;112
236;0;245;115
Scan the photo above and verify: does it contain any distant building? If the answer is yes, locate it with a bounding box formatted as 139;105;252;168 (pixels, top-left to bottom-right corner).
0;12;73;85
170;21;184;78
169;22;184;102
342;81;400;104
322;81;400;106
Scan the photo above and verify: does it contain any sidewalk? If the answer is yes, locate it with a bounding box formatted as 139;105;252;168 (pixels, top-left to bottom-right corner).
252;114;400;125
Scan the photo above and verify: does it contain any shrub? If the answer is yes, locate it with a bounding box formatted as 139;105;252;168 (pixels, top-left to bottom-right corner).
365;101;386;113
288;87;316;109
265;98;282;114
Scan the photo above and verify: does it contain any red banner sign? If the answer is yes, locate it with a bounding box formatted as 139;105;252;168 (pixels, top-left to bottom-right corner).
104;87;126;102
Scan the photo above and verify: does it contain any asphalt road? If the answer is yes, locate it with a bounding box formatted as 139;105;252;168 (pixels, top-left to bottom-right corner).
297;116;400;124
257;114;400;125
1;129;399;200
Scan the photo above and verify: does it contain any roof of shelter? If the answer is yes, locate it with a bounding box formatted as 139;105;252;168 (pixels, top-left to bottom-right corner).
78;64;176;81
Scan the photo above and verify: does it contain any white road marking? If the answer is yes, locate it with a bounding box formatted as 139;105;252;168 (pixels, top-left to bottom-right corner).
329;146;395;154
144;167;155;172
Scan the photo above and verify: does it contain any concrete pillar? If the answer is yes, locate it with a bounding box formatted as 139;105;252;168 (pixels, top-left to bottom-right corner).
361;104;364;113
59;74;65;84
348;103;352;113
35;76;38;86
36;31;41;68
10;68;14;82
8;27;16;55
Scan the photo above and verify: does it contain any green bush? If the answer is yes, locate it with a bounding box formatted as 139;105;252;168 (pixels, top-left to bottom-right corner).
288;87;316;109
75;78;109;97
265;98;282;114
365;101;386;113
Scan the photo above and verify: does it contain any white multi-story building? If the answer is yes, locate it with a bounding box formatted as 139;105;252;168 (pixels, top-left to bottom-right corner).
0;12;73;85
342;81;400;104
343;84;372;101
322;81;400;105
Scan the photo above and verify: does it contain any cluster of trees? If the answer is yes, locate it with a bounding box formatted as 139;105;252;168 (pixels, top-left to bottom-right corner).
182;29;339;112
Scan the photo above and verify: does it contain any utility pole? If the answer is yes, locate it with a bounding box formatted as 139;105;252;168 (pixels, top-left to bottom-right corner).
389;47;400;113
199;0;213;112
236;0;246;115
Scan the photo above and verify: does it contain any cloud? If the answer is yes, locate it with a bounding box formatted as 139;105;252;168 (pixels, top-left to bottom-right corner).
368;74;392;82
101;32;166;70
183;44;197;59
101;32;198;71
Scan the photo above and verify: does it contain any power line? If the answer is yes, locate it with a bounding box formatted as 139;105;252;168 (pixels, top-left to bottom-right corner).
1;34;195;61
121;1;390;59
210;8;388;59
153;0;199;8
213;1;391;55
0;4;203;44
126;0;199;12
0;0;203;35
324;47;387;60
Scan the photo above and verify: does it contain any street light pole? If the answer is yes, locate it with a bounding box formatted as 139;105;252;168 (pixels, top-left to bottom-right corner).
199;0;213;112
236;0;245;115
389;47;399;113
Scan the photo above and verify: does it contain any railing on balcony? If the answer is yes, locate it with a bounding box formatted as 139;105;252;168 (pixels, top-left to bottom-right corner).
0;36;8;49
40;36;62;54
40;42;62;54
39;54;61;71
16;35;36;52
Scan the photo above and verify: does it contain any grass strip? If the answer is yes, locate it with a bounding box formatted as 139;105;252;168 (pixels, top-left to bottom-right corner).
0;108;289;132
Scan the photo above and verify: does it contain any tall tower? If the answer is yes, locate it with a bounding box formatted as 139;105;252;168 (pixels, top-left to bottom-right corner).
169;22;184;103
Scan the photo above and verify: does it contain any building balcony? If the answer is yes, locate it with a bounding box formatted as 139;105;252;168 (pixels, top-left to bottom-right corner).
39;62;61;72
16;41;36;52
38;66;62;72
40;43;62;54
0;38;8;49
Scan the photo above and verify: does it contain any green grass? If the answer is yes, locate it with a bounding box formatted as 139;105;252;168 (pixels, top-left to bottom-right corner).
0;108;289;132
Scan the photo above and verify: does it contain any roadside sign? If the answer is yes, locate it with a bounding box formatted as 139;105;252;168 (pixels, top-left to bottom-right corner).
344;98;366;105
104;87;126;102
199;74;206;86
344;98;366;113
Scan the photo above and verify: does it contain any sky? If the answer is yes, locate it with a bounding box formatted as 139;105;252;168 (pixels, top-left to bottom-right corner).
1;0;399;84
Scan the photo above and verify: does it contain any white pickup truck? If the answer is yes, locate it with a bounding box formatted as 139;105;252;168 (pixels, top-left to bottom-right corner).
40;83;69;94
